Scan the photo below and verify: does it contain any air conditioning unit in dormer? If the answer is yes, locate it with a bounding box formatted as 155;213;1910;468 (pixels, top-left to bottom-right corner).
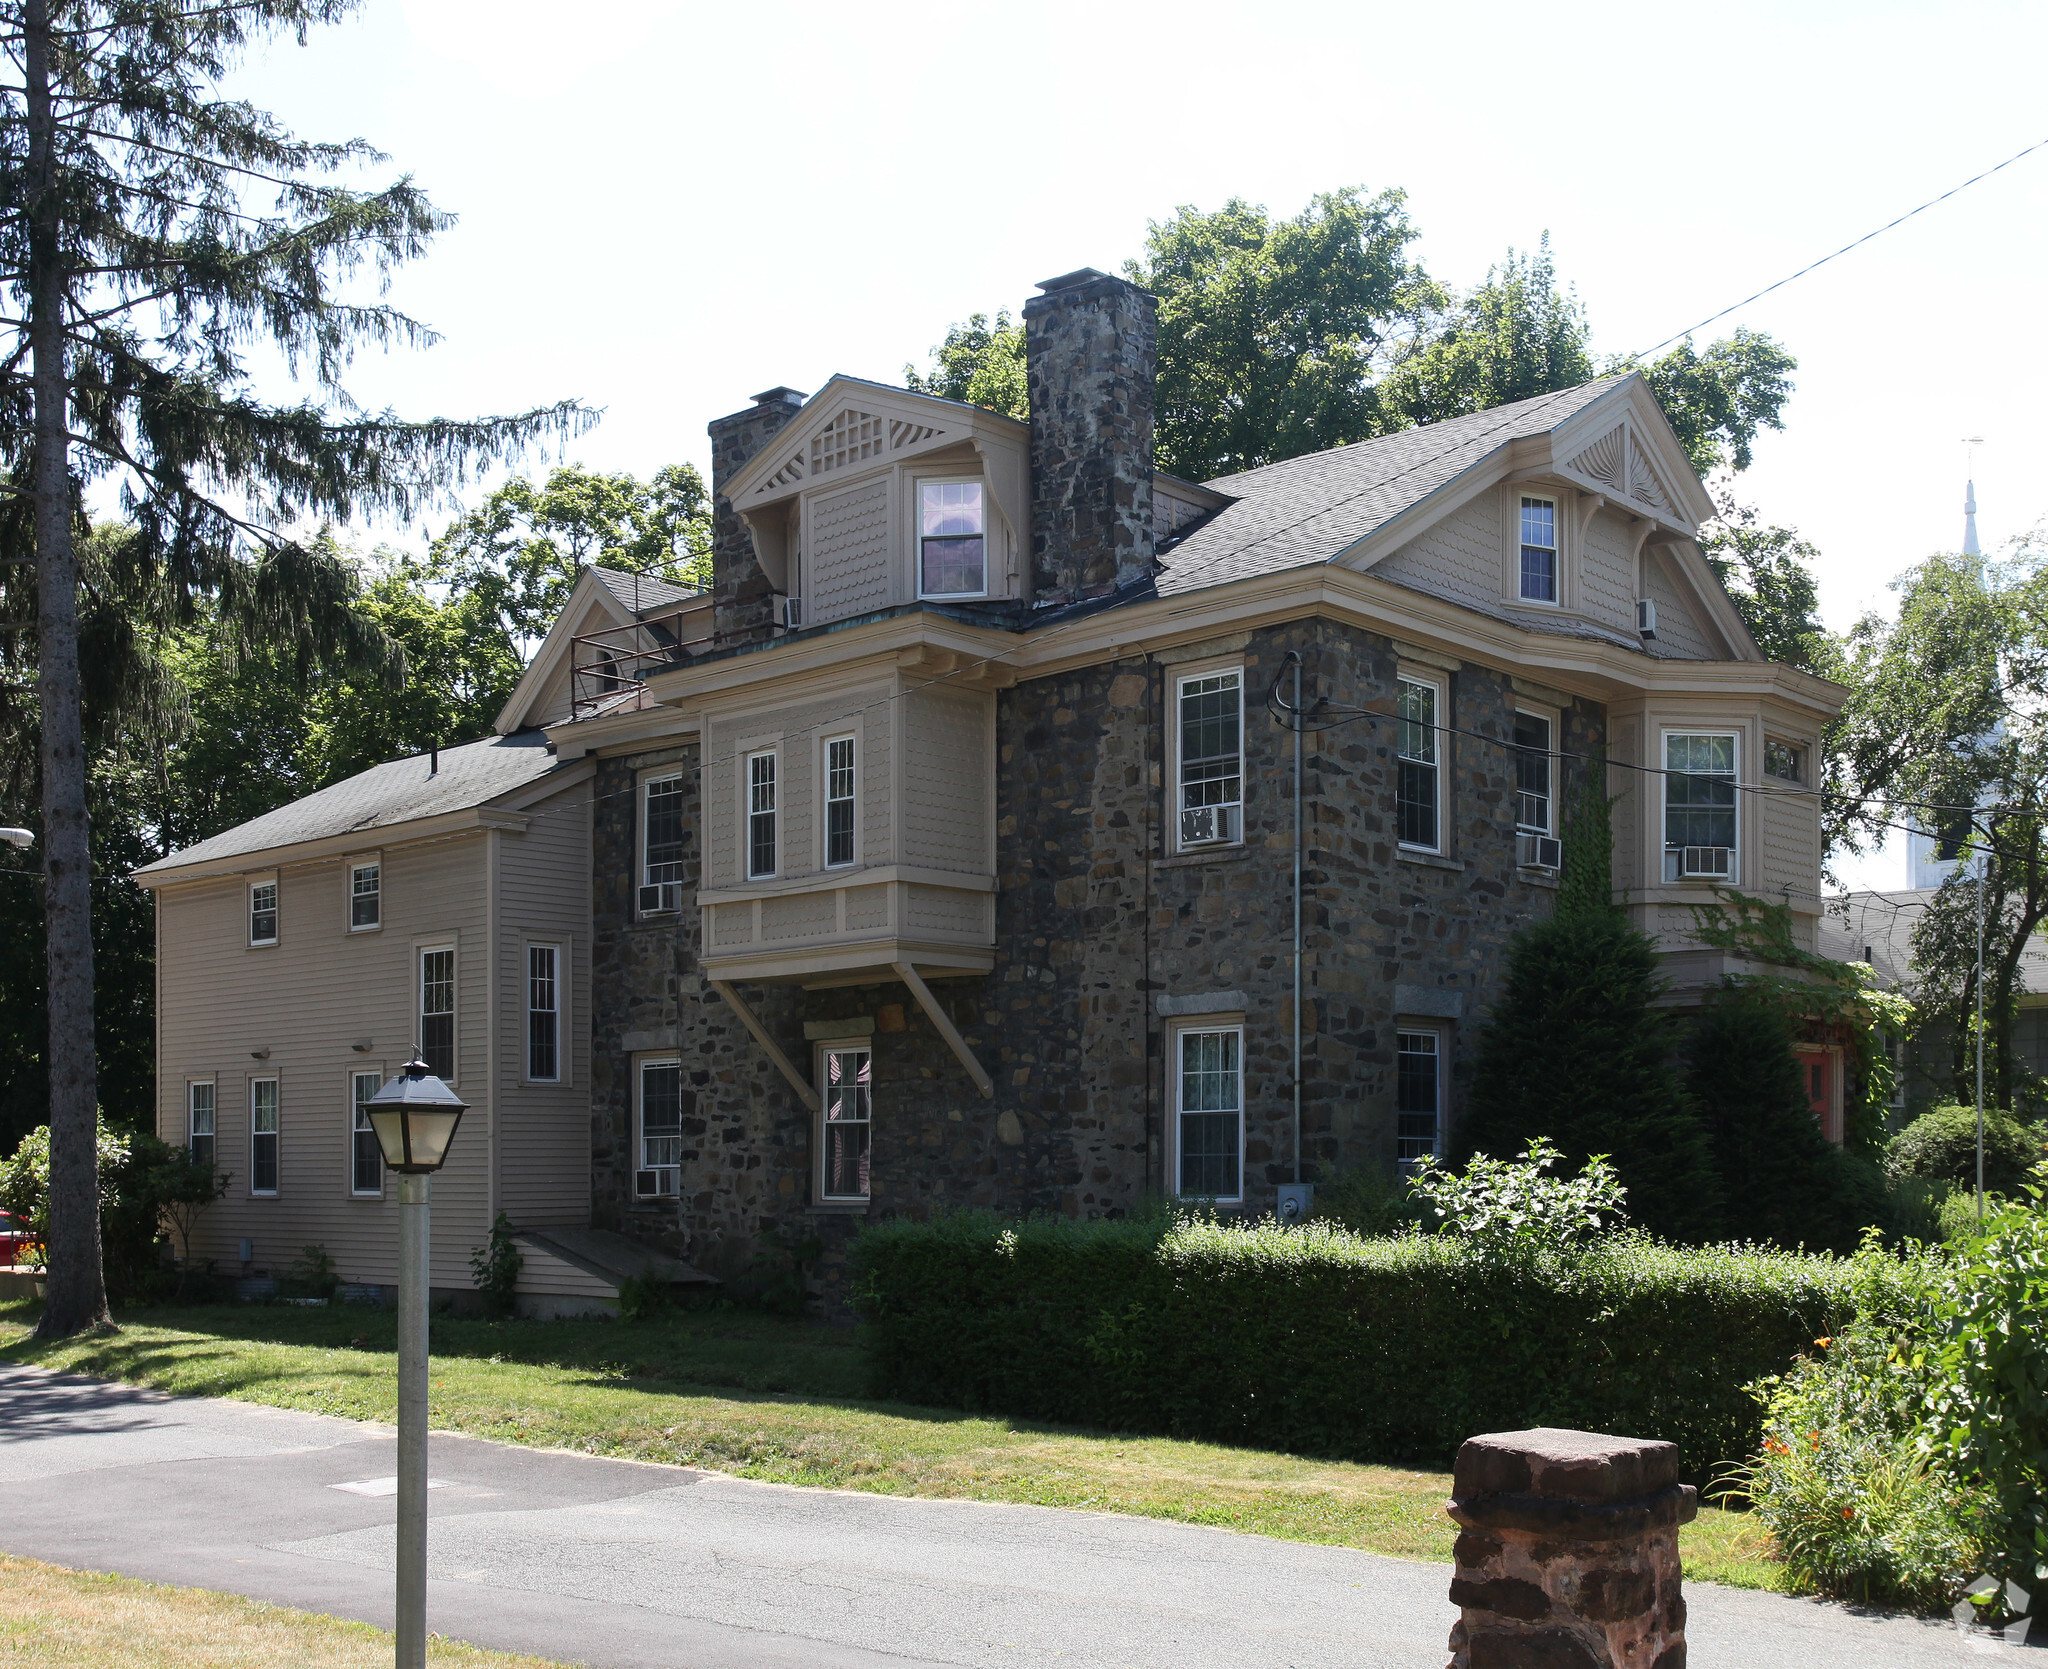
1637;598;1658;640
635;1167;678;1199
637;881;682;915
1516;832;1562;871
780;595;804;630
1180;804;1239;847
1675;845;1734;879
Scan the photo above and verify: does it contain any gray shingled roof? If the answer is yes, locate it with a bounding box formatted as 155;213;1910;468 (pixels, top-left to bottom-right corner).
1156;376;1630;598
1820;888;2048;997
589;566;701;616
136;731;566;876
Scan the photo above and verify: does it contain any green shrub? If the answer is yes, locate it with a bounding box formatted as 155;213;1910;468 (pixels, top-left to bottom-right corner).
615;1270;674;1322
1310;1164;1418;1237
469;1212;523;1317
1885;1104;2044;1195
851;1211;1877;1478
1408;1137;1625;1259
283;1243;337;1300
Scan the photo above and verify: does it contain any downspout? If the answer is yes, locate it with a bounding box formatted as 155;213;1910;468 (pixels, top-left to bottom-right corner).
1293;653;1303;1187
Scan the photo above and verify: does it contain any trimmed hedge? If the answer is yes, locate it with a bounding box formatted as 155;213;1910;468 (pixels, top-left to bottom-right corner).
851;1214;1889;1479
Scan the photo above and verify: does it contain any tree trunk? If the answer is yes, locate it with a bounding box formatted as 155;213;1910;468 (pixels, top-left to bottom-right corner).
26;0;110;1340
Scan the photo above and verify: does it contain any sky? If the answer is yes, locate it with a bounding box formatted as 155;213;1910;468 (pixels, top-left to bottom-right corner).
224;0;2048;889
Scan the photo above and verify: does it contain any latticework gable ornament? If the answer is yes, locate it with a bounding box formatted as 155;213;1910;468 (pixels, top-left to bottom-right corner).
812;409;887;476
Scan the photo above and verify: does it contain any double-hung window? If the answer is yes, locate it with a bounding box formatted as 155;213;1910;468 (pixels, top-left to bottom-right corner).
636;1057;682;1197
819;1046;873;1203
1397;677;1441;850
1174;1025;1243;1201
641;775;685;913
527;945;560;1082
1396;1030;1442;1165
746;751;778;879
1663;733;1738;881
1177;671;1243;847
249;1079;279;1195
1764;740;1803;783
918;481;986;598
349;862;380;929
1518;496;1558;603
187;1082;216;1171
249;880;278;946
351;1071;383;1195
419;946;455;1081
824;736;856;868
1513;712;1552;834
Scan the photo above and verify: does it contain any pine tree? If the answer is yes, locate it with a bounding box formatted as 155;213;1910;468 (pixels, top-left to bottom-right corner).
3;1;588;1338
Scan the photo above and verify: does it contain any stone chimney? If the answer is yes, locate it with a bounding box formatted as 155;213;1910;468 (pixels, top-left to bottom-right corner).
708;386;806;642
1024;268;1157;604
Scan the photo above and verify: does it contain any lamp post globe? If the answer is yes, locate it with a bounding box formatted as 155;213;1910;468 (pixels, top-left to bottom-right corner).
365;1056;466;1669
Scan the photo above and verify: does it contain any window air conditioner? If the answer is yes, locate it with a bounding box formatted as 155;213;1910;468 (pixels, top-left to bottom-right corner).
1516;832;1562;871
1179;804;1239;847
1637;599;1658;639
635;1168;678;1199
637;881;682;914
780;595;804;630
1675;845;1734;879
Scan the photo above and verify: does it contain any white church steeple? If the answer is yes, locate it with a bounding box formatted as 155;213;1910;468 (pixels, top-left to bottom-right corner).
1964;479;1982;558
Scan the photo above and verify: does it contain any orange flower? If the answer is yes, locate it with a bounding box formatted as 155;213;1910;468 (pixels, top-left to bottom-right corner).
1841;1507;1854;1520
1814;1337;1833;1348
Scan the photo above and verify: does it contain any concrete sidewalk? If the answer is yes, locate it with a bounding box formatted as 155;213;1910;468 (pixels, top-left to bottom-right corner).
0;1360;2001;1668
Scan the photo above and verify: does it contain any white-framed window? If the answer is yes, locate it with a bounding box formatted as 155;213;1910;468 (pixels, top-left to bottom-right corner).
351;1070;383;1196
1764;739;1803;782
641;773;685;912
1175;669;1243;849
1172;1022;1243;1202
1513;710;1553;834
187;1080;216;1171
818;1044;873;1203
1879;1030;1907;1111
823;734;856;868
746;750;778;879
527;944;560;1082
418;945;455;1081
248;879;278;946
917;479;986;599
349;861;380;930
249;1078;279;1196
1396;676;1442;852
1518;495;1558;603
1396;1029;1443;1166
635;1056;682;1197
1663;732;1738;881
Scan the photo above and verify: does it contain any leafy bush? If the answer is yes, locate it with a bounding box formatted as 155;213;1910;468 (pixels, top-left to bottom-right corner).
1408;1137;1625;1260
852;1211;1876;1478
1310;1164;1418;1237
283;1243;338;1300
615;1270;674;1322
469;1212;523;1317
1885;1104;2043;1195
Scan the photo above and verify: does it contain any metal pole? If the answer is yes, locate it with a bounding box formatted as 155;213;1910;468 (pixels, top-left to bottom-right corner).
1293;654;1303;1186
396;1171;430;1669
1976;849;1987;1223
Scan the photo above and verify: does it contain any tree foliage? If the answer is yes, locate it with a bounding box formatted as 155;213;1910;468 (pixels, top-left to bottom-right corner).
903;311;1026;421
1700;499;1834;673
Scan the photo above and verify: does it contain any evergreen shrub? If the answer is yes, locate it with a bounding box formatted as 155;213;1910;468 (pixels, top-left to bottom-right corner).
1885;1104;2044;1195
851;1212;1880;1477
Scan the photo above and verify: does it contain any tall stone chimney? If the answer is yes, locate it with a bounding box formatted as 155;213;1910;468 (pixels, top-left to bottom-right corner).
1024;268;1157;603
708;386;806;641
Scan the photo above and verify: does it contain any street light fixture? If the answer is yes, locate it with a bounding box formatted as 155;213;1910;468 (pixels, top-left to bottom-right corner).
0;827;33;849
364;1056;466;1669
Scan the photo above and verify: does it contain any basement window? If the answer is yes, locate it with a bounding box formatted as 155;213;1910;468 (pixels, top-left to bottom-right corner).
818;1045;873;1204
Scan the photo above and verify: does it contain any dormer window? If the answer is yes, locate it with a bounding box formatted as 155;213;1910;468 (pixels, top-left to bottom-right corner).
919;481;985;599
1519;497;1558;603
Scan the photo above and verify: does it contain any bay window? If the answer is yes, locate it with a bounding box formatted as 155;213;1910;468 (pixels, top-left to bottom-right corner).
1663;732;1738;880
824;735;856;868
746;751;778;879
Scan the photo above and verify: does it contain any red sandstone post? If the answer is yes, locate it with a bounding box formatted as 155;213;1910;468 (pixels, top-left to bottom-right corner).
1445;1427;1697;1669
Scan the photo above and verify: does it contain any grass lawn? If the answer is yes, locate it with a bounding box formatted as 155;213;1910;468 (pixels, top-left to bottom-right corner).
0;1297;1784;1591
0;1554;568;1667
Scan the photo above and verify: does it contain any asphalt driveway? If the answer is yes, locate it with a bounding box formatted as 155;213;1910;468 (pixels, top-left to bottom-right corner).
0;1360;2004;1668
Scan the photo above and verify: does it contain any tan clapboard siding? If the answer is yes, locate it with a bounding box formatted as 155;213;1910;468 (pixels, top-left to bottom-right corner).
516;1242;615;1299
494;781;592;1228
154;830;500;1290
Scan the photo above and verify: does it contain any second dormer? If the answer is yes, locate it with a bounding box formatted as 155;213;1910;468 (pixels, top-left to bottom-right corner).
723;378;1031;629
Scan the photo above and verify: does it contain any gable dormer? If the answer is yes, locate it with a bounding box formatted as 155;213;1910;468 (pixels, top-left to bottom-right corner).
723;378;1030;630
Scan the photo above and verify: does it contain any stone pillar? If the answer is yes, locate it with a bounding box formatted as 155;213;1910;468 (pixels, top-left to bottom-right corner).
709;385;806;644
1445;1427;1696;1669
1023;267;1156;605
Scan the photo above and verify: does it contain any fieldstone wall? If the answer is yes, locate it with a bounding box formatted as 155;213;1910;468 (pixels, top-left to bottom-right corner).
709;387;805;644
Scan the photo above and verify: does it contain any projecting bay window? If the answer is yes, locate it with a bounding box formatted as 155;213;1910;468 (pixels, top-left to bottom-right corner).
527;944;560;1082
1764;739;1803;783
818;1046;873;1204
351;1071;383;1196
249;880;278;946
187;1081;215;1171
249;1078;279;1196
418;946;455;1081
1663;732;1738;881
349;862;380;930
1173;1024;1243;1202
1176;670;1242;848
1518;496;1558;603
635;1057;682;1198
639;774;685;914
1396;1030;1442;1167
746;751;778;880
1397;677;1442;851
824;735;856;868
918;480;986;598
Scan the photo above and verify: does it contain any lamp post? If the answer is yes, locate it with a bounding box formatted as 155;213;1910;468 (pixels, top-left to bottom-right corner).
364;1056;466;1669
